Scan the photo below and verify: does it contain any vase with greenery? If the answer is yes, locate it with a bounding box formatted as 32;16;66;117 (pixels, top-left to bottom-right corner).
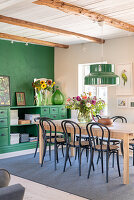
66;92;105;123
32;79;55;106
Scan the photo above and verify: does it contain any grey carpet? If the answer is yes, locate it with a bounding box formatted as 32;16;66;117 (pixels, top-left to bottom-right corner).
0;150;134;200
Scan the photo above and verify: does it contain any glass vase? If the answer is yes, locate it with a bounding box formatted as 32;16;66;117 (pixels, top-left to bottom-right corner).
77;111;92;123
36;90;42;106
51;87;64;105
41;90;52;105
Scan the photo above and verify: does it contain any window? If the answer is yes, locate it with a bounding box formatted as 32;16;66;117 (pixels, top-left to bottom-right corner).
78;62;108;116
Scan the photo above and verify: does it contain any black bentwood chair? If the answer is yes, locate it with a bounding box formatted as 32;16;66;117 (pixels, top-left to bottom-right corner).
34;117;64;158
61;120;92;176
86;122;121;183
97;116;127;167
75;114;102;160
40;118;66;170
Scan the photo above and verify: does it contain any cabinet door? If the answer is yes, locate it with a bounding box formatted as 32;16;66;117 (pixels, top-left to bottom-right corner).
50;107;58;114
0;118;8;127
41;107;50;116
59;106;67;114
0;128;8;146
0;109;7;118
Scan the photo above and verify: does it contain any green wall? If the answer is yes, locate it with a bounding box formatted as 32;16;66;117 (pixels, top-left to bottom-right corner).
0;39;54;106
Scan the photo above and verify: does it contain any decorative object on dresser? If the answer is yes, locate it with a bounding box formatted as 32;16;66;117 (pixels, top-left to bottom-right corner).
16;92;26;106
51;86;64;105
0;75;10;106
32;78;55;106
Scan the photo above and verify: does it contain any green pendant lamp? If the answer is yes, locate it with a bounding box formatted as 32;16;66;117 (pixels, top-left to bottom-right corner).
84;64;120;86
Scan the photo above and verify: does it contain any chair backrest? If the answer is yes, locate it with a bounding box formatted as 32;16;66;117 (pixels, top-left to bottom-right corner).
34;117;52;138
111;116;127;123
86;122;111;151
39;118;57;142
96;115;102;120
61;120;81;146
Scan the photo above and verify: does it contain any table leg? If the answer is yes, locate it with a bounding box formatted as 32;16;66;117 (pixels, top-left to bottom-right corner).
39;125;44;164
123;135;129;184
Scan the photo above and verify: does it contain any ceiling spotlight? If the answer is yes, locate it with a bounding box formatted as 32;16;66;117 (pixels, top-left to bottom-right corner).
98;21;104;27
25;42;28;46
11;40;14;44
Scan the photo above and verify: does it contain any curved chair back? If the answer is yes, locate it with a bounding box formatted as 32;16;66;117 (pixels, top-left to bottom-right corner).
61;120;81;146
111;116;127;123
86;122;111;151
39;118;57;143
96;115;102;120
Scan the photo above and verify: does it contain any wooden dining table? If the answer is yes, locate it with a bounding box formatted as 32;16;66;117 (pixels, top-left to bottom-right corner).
38;119;134;185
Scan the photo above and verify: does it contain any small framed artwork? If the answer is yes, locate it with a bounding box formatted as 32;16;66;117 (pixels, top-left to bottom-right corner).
116;63;133;95
128;97;134;108
16;92;26;106
0;75;10;106
117;97;127;108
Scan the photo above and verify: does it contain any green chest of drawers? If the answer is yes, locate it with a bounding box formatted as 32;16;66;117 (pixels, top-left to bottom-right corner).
0;105;69;154
40;105;67;120
0;107;10;147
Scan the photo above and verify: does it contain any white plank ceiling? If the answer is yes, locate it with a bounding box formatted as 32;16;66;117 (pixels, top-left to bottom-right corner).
0;0;134;46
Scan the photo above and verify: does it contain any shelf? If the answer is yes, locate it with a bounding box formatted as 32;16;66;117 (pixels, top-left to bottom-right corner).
10;141;37;146
10;123;36;127
10;105;66;109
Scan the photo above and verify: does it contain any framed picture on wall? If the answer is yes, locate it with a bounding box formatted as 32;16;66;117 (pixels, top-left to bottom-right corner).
0;76;10;106
117;97;127;108
16;92;26;106
116;63;133;95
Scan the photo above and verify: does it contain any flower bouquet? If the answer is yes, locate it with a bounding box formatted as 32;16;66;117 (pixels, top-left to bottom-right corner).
66;92;105;123
32;79;55;106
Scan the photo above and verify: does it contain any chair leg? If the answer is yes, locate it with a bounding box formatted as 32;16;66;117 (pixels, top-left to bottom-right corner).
87;148;94;178
34;139;39;158
61;144;64;157
112;153;114;168
116;151;121;177
56;145;59;163
97;151;100;164
106;151;109;183
49;143;51;161
63;145;68;172
112;142;115;168
54;143;57;170
96;137;98;145
79;147;81;176
75;147;78;160
86;148;89;163
101;151;104;173
120;140;124;157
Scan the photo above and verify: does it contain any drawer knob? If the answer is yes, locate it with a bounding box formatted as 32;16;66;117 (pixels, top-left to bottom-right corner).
0;133;5;136
44;109;47;111
61;115;65;117
0;111;4;114
53;109;56;111
0;120;4;123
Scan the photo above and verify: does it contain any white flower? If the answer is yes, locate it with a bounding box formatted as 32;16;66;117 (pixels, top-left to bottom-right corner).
86;102;91;108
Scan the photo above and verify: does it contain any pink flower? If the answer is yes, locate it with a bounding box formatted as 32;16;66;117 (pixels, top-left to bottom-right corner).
91;100;96;105
82;95;87;100
67;98;71;102
76;96;81;101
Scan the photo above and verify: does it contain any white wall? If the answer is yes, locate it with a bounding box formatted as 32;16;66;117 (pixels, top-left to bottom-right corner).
55;36;134;122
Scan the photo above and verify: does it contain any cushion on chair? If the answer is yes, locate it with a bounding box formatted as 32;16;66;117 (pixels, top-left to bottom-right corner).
95;144;119;150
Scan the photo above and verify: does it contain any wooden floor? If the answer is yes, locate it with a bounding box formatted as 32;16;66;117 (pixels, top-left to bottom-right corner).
0;149;87;200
